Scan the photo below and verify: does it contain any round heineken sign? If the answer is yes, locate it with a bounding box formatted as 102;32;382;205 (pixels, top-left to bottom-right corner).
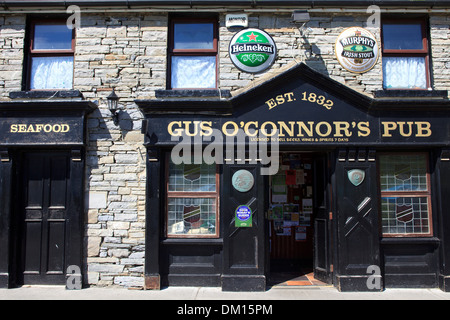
335;27;379;74
229;28;277;73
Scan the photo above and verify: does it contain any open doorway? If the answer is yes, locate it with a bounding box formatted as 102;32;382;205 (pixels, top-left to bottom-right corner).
267;152;327;286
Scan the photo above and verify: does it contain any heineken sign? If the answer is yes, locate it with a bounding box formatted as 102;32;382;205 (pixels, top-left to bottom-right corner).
229;28;277;73
335;27;379;74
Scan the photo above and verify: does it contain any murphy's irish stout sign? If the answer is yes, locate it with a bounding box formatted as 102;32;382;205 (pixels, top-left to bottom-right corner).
335;27;379;73
229;28;277;73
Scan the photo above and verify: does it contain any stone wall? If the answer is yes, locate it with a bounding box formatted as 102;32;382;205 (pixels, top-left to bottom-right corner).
0;9;449;289
430;14;450;96
219;12;383;96
0;15;25;98
77;13;165;288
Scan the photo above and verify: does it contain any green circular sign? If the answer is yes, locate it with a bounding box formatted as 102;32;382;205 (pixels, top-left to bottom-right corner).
229;28;277;73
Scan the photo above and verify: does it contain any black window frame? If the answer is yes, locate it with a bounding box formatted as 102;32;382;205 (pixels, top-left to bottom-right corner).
165;153;221;239
167;15;219;90
381;16;431;90
25;18;75;91
378;152;433;238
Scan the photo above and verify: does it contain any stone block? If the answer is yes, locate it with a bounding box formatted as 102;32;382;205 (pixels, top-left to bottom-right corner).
113;276;144;288
88;264;125;274
87;237;102;257
89;192;108;209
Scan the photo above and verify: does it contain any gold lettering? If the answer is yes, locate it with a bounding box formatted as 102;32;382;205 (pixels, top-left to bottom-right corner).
183;121;199;137
36;124;44;132
357;122;371;137
61;124;70;133
43;124;52;133
315;121;332;137
18;124;27;133
266;98;277;110
416;122;432;137
266;92;296;110
296;121;314;137
284;92;295;102
276;95;285;105
244;121;258;137
381;121;432;138
334;121;352;137
278;121;295;137
9;123;70;133
53;124;61;133
168;121;183;136
398;121;414;137
200;121;213;137
27;124;36;133
222;121;239;136
381;121;397;137
260;121;277;137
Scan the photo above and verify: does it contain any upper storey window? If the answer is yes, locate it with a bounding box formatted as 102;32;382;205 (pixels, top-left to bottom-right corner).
168;16;218;89
28;20;75;90
381;18;430;90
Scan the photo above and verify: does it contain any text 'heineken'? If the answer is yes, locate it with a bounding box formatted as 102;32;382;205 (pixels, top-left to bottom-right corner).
229;28;277;73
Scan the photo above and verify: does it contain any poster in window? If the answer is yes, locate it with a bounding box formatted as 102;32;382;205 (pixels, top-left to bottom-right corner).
274;220;284;235
270;204;283;220
296;169;305;185
285;170;296;185
272;174;287;203
295;226;307;241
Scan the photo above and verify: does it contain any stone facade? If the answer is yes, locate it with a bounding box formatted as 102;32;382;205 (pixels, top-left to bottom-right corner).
0;15;25;98
0;7;449;289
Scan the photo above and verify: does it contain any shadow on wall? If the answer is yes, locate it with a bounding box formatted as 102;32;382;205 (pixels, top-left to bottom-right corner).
301;34;330;78
82;103;145;288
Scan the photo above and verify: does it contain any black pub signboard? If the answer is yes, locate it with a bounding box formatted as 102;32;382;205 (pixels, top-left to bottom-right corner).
0;101;95;146
141;63;450;149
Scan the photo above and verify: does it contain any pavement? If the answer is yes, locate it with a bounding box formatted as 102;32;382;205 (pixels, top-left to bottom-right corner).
1;285;450;300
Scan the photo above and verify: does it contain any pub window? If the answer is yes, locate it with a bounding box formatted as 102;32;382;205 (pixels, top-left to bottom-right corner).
379;153;432;237
168;16;218;89
381;18;430;90
27;20;75;90
166;156;220;238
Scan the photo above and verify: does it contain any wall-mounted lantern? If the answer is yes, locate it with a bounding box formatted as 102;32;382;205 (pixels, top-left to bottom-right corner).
292;10;310;24
292;10;311;35
107;88;120;125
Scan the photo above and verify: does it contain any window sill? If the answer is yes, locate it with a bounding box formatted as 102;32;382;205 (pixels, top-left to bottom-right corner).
9;90;83;99
381;237;440;246
155;89;231;99
161;238;223;246
374;90;448;99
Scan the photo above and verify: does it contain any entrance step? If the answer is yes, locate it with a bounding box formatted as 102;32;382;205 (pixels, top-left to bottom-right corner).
268;270;328;287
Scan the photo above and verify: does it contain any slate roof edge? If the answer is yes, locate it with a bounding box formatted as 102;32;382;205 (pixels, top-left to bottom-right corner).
1;0;449;7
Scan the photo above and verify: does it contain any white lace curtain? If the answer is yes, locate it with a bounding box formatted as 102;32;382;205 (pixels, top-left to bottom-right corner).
383;57;427;89
30;56;74;90
171;56;216;89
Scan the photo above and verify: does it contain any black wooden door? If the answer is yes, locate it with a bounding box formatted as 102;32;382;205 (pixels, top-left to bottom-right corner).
334;149;381;291
222;164;267;291
313;153;332;283
18;151;70;285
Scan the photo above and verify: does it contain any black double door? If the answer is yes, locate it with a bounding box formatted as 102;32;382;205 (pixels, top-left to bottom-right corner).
14;151;73;285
